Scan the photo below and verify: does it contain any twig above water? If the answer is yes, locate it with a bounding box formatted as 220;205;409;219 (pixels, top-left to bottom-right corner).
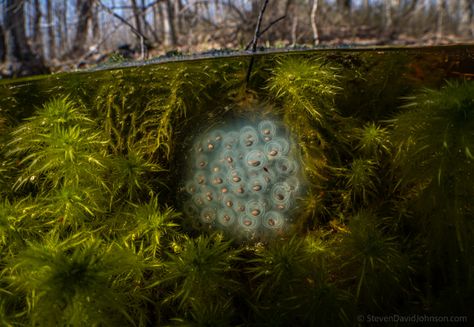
245;0;271;85
245;15;287;51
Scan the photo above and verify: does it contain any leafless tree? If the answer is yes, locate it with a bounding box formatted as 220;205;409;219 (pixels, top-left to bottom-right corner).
46;0;56;60
32;0;43;59
310;0;319;45
67;0;94;58
460;0;473;37
164;0;177;46
1;0;473;76
437;0;447;40
3;0;47;76
131;0;145;40
57;0;69;56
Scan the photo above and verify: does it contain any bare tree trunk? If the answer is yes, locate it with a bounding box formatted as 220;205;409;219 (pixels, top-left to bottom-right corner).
141;0;147;34
4;1;26;61
175;0;184;34
58;0;69;55
388;0;418;39
3;0;48;76
0;25;5;62
337;0;351;14
336;0;351;24
310;0;319;45
68;0;93;58
158;3;166;42
362;0;370;22
437;0;447;40
384;0;394;32
291;15;298;46
164;0;177;46
460;0;473;37
143;6;159;44
46;0;55;60
152;4;161;43
92;2;101;42
131;0;144;40
447;0;459;33
214;0;222;24
32;0;44;59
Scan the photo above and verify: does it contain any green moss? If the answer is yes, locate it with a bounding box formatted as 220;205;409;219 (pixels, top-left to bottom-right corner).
7;234;152;326
0;47;473;324
391;80;474;307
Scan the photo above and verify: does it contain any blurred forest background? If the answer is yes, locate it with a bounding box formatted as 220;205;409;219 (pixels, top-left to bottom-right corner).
0;0;473;77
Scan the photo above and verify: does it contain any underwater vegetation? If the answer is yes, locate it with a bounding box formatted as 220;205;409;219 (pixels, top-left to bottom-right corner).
0;47;473;325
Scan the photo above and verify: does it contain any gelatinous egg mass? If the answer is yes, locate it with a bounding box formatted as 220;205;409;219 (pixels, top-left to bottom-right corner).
182;119;304;237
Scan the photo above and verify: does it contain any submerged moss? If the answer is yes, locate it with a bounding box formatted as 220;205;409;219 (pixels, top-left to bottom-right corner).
0;46;473;325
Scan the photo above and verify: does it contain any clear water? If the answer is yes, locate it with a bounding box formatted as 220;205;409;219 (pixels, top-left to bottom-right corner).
1;45;473;325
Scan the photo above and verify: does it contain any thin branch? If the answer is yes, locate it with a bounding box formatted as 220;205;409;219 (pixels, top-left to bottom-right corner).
249;0;270;53
106;0;164;11
224;2;249;23
246;0;270;85
97;0;148;42
245;15;286;50
97;0;151;59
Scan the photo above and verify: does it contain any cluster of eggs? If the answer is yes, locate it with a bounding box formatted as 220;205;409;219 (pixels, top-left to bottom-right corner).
182;120;303;236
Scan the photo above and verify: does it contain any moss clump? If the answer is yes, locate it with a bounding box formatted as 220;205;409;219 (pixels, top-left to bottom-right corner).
0;50;473;325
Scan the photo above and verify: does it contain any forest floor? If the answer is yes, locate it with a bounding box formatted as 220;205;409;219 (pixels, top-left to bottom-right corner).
1;34;473;77
68;33;474;71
